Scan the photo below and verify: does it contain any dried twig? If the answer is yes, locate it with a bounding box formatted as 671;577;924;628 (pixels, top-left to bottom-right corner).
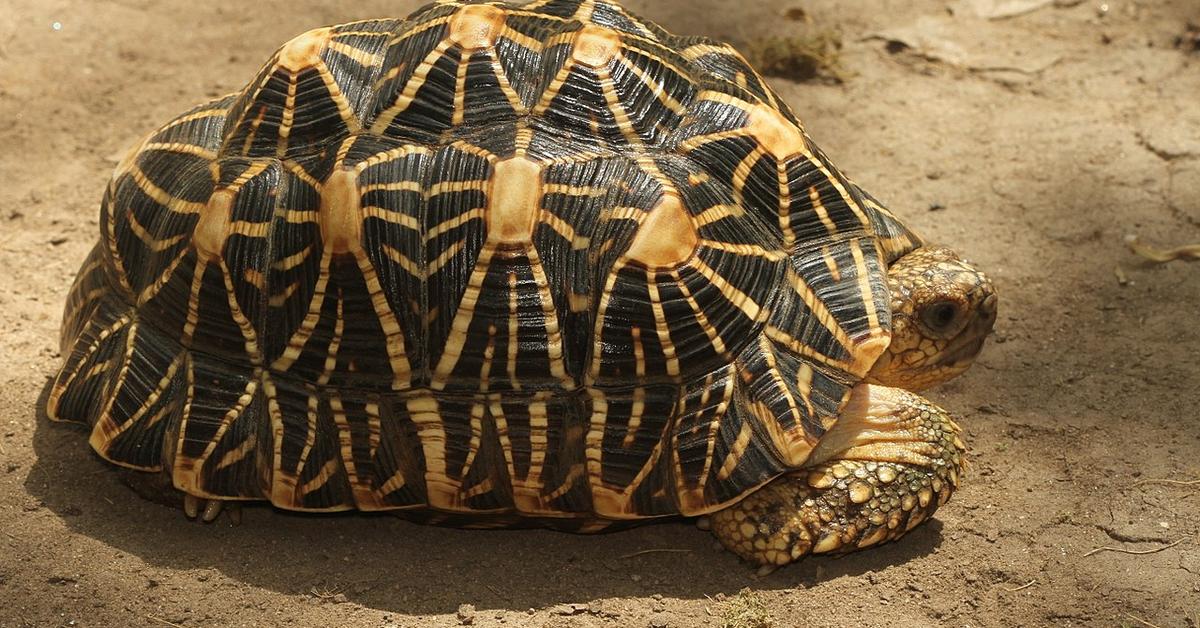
1125;235;1200;263
620;548;693;559
145;616;185;628
1123;612;1166;628
1132;478;1200;488
1003;579;1037;592
309;585;342;599
1083;537;1185;558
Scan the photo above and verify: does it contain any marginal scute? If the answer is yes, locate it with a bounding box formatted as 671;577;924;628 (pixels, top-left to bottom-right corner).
276;27;333;72
624;190;697;268
448;4;506;51
320;168;363;254
745;102;807;159
848;332;890;379
487;156;543;246
571;25;622;68
194;189;234;261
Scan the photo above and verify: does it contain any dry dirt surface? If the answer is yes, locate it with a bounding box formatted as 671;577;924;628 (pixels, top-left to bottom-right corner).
2;0;1198;626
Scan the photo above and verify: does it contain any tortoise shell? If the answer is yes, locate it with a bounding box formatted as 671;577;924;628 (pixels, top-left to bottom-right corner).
47;0;921;520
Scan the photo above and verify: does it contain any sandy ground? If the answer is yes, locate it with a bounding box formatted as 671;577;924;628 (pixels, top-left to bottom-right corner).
2;0;1199;626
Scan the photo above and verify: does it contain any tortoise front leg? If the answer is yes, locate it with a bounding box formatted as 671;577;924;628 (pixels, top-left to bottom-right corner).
709;384;966;572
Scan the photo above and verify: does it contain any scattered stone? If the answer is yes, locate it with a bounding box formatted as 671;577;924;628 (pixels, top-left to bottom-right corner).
1175;21;1200;52
456;603;476;625
550;603;587;616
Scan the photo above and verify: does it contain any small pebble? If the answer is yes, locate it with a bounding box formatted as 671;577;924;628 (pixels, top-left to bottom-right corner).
456;603;476;625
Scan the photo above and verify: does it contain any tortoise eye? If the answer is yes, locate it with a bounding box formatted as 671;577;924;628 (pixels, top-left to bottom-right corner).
921;300;961;333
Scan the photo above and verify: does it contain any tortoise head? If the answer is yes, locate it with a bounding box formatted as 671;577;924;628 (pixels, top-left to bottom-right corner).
867;246;997;392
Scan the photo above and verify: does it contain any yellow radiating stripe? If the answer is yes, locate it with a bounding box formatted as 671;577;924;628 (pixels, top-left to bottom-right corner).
487;43;529;113
506;272;520;389
614;55;686;114
228;220;271;238
268;281;300;307
425;208;485;242
160;106;227;132
214;433;257;472
327;39;386;68
141;142;217;160
671;268;727;357
489;398;516;483
715;420;753;482
272;245;313;272
242;268;267;291
271;248;331;371
294;388;321;484
699;239;786;261
219;259;263;365
181;258;207;343
378;468;407;496
537;209;581;245
431;243;495;389
525;395;549;484
525;245;572;385
362;206;421;230
689;255;762;321
355;248;412;389
92;331;174;448
597;66;644;147
809;185;839;236
316;295;344;387
47;314;133;416
382;243;423;278
360;180;422;193
426;239;466;276
645;270;679;377
729;144;765;210
676;128;745;154
192;373;260;472
356;143;431;170
786;264;855;348
276;71;299;157
428;179;488;197
695;372;733;491
298;457;342;497
544;463;585;501
692;203;743;227
850;238;882;331
283;160;322;189
776;160;795;249
452;50;469;126
130;165;206;214
371;38;455;133
587;260;624;381
281;209;319;224
125;207;188;252
530;49;577;117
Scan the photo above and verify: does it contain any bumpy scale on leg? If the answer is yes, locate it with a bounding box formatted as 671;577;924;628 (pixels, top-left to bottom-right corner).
710;385;965;568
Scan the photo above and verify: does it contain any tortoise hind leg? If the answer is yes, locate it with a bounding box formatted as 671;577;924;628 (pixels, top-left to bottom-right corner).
709;384;966;571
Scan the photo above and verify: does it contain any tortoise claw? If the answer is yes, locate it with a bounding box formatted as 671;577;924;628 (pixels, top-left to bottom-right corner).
183;493;201;519
201;499;223;523
182;494;239;525
695;515;711;531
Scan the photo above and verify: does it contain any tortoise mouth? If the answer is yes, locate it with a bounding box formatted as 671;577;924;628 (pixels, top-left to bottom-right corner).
940;312;994;368
942;334;987;368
